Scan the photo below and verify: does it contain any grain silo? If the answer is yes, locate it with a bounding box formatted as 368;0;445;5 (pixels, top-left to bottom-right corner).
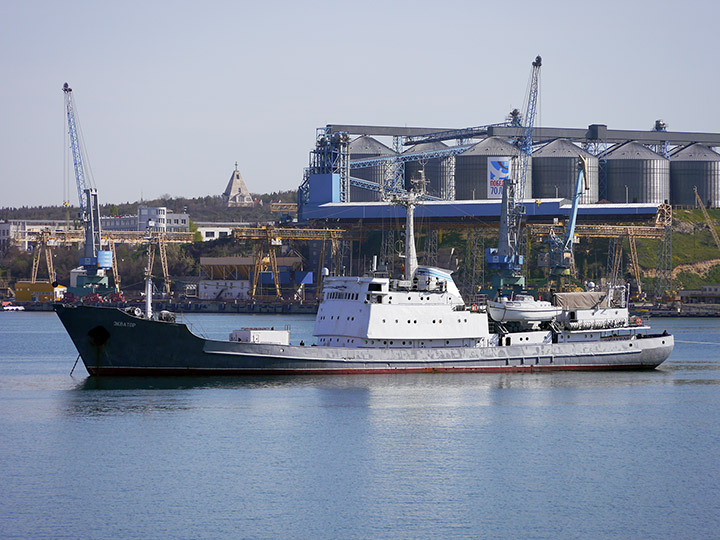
605;141;669;204
670;143;720;207
403;141;448;197
454;137;526;200
348;136;395;202
531;139;599;203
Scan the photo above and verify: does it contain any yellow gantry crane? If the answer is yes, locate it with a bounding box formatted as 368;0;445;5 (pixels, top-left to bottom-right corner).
232;226;361;299
694;186;720;251
30;229;56;284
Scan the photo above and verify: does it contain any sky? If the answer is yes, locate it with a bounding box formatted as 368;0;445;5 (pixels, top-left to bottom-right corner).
2;0;719;208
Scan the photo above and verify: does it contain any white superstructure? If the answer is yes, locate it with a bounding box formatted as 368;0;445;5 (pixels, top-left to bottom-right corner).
315;267;491;349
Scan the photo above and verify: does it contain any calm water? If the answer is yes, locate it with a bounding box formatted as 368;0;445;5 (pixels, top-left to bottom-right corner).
1;312;719;540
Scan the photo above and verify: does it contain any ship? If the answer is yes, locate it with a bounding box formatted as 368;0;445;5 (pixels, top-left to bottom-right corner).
54;187;674;376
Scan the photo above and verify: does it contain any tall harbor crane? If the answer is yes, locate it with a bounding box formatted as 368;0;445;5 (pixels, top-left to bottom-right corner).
486;55;542;291
63;83;104;269
63;83;114;296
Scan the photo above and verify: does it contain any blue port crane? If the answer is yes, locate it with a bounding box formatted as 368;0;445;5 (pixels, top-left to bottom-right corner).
63;83;104;271
539;156;588;277
486;55;542;291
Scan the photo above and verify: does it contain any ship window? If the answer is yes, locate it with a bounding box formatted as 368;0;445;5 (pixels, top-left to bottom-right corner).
369;283;382;292
433;320;436;324
414;320;417;324
383;319;386;323
407;320;411;324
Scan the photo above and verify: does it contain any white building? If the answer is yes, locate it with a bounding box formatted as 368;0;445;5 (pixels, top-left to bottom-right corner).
138;206;189;232
100;215;138;231
0;219;72;251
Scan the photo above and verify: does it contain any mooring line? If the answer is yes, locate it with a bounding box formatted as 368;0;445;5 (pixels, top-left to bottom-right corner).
70;354;81;376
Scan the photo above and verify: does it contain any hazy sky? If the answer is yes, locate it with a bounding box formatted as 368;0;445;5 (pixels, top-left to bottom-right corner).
2;0;718;208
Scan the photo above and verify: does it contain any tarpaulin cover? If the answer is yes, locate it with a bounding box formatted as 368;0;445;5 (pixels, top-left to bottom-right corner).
552;291;608;309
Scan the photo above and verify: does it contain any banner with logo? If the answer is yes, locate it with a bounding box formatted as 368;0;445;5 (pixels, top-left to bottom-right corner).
487;157;510;199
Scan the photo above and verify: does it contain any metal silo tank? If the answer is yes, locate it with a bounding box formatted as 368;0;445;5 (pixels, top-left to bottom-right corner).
605;142;669;204
454;137;526;200
403;141;447;197
348;135;396;187
531;139;599;203
670;143;720;207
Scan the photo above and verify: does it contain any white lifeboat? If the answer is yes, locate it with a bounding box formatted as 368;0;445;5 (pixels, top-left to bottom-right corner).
486;294;562;323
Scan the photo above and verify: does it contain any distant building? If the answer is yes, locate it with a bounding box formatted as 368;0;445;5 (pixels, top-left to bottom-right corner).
137;206;189;232
100;215;138;231
194;221;248;242
0;219;72;251
679;284;720;304
222;163;254;207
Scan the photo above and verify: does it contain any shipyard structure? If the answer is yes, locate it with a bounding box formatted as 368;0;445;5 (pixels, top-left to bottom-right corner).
299;123;720;226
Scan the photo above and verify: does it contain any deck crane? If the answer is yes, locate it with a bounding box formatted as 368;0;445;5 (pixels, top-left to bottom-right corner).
63;83;113;291
486;55;542;292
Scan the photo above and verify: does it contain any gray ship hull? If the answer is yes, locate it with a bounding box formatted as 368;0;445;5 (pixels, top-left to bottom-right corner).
54;304;673;376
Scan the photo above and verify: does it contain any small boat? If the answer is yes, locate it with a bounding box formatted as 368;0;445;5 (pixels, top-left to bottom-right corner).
486;294;562;324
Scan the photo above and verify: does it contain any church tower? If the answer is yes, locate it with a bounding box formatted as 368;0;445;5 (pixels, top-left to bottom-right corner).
222;163;254;207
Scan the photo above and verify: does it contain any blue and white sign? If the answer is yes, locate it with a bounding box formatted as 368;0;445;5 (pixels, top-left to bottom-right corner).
487;157;511;199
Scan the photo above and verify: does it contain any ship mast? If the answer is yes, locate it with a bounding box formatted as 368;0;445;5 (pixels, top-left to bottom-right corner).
391;173;426;280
